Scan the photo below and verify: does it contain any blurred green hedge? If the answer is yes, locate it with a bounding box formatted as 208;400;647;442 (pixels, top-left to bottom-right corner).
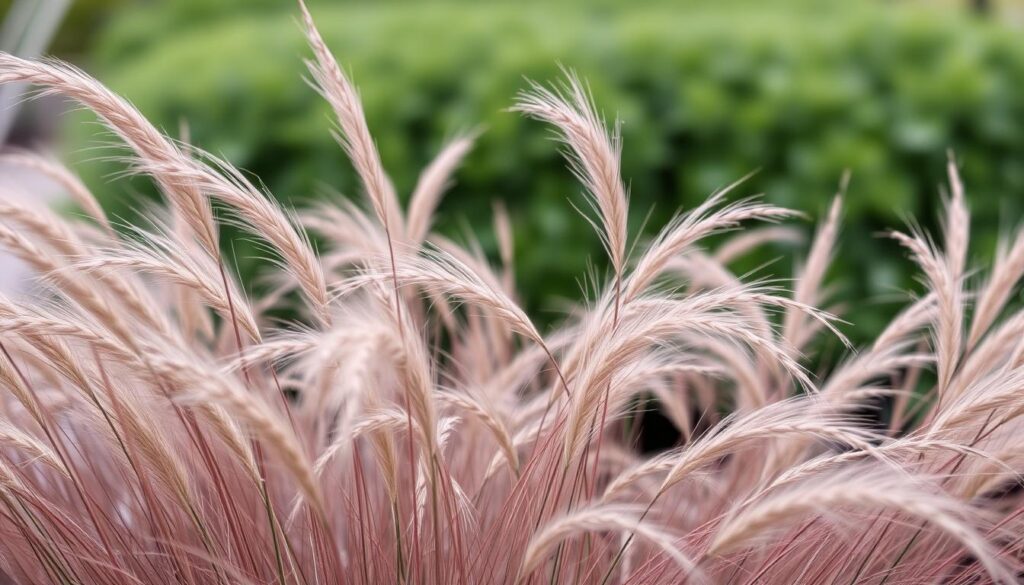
69;2;1024;345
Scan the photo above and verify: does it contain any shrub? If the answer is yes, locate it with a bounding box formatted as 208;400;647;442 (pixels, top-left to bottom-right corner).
69;1;1024;344
1;5;1024;582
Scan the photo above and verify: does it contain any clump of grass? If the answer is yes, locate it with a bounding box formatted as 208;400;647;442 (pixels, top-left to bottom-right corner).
0;3;1022;583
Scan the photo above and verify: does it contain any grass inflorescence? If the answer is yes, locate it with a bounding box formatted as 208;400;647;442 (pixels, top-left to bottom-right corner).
0;3;1021;583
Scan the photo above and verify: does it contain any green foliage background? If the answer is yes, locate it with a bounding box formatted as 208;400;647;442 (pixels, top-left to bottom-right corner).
65;1;1024;346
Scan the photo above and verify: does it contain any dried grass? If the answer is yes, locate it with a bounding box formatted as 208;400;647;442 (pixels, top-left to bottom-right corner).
0;6;1021;583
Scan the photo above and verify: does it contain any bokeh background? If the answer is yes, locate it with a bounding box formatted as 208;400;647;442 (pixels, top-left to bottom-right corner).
3;0;1024;349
